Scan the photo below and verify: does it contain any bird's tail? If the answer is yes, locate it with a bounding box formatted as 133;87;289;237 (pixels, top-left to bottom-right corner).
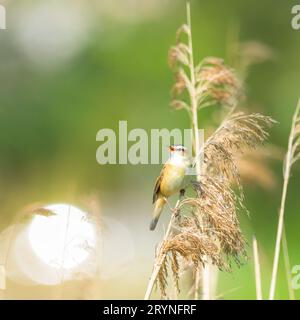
150;196;166;231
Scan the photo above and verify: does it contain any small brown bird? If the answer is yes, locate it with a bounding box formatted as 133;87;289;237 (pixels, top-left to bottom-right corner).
150;145;190;230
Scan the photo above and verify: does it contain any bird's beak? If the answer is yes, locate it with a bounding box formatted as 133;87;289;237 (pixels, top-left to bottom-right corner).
168;146;175;152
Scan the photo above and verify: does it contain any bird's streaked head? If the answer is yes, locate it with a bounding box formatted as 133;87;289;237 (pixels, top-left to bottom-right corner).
168;145;190;167
168;145;188;156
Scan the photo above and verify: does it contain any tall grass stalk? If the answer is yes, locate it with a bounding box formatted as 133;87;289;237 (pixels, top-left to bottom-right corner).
186;1;212;300
252;236;262;300
269;99;300;300
144;200;180;300
282;228;295;300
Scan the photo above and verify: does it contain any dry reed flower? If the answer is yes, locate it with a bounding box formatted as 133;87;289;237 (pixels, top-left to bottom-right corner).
171;69;188;97
191;178;246;261
204;124;281;190
239;41;276;70
202;112;276;186
152;111;275;298
156;176;246;297
195;57;242;108
237;145;282;190
238;157;276;190
159;231;221;297
227;35;275;81
169;23;242;112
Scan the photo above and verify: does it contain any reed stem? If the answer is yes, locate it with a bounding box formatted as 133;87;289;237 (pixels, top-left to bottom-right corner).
269;99;300;300
144;200;180;300
252;236;262;300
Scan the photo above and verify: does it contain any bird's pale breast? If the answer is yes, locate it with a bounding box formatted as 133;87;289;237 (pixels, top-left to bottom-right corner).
160;164;185;197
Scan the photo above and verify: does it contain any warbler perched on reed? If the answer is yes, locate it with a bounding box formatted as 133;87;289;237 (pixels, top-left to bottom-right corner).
150;145;190;230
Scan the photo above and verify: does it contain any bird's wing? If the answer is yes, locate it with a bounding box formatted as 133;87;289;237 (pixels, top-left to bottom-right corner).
152;165;166;203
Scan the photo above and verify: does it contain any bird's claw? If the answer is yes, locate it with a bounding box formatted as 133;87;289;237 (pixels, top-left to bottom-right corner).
171;207;180;217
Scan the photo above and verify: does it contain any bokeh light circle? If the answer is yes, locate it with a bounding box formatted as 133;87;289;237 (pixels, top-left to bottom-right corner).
28;204;96;270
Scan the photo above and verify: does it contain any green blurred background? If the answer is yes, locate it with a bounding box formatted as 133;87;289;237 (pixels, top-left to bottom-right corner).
0;0;299;299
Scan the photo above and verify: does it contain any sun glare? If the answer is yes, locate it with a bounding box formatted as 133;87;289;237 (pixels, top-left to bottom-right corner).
28;204;96;270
